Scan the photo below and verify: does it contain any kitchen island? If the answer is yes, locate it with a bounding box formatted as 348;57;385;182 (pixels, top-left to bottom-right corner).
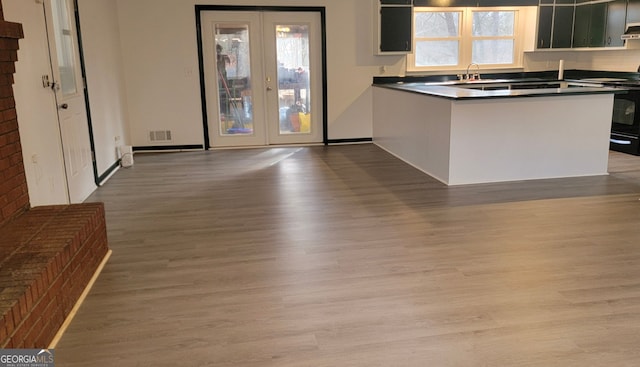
373;80;621;185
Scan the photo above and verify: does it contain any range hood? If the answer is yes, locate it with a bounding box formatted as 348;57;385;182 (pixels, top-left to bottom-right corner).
622;23;640;40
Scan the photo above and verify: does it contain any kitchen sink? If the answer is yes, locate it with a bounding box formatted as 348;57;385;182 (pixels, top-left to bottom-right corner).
453;81;594;91
455;82;571;91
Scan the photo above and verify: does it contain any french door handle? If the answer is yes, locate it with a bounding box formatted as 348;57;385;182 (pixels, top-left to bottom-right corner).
59;103;69;110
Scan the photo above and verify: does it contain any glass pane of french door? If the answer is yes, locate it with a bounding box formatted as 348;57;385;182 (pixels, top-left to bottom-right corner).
215;24;254;136
276;24;311;134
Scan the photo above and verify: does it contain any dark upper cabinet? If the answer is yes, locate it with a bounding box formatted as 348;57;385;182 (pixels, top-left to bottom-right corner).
476;0;538;4
416;0;476;5
573;3;606;47
382;0;412;4
553;6;576;48
605;0;627;47
413;0;538;5
573;4;591;47
538;0;628;49
377;2;412;54
627;0;640;23
537;6;553;48
537;3;575;49
589;3;608;47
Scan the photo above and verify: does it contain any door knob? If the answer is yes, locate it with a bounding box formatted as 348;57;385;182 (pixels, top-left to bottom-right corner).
266;87;273;91
59;103;69;110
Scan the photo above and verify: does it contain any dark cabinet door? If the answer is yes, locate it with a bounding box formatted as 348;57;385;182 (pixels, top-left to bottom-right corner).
380;0;412;4
573;4;591;47
537;6;553;49
379;6;412;53
606;0;627;47
553;6;575;48
589;3;607;47
572;3;607;47
628;0;640;23
539;0;627;49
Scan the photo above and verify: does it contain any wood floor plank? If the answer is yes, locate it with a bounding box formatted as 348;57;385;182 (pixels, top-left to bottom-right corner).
54;145;640;366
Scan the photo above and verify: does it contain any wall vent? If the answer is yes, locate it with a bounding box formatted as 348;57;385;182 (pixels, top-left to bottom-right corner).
149;130;172;142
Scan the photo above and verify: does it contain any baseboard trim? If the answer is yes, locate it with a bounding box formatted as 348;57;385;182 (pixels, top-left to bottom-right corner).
326;138;373;145
133;145;204;152
48;249;113;349
97;161;120;186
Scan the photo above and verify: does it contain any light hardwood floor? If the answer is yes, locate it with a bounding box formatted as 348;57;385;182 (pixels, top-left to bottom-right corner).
56;144;640;366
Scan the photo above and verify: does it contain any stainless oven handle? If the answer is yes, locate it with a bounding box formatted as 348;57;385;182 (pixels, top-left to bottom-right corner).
610;138;632;145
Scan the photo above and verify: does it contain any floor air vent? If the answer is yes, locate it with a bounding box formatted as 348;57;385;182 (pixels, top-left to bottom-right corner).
149;130;172;142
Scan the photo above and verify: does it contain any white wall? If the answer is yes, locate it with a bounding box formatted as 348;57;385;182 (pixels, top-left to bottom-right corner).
78;0;131;180
115;0;404;145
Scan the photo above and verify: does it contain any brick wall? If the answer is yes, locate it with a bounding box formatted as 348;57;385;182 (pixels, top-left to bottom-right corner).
0;3;111;349
0;3;28;228
0;203;109;348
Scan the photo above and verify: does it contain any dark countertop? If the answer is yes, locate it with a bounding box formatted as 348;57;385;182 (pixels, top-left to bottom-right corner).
372;69;632;100
372;69;640;85
376;80;624;100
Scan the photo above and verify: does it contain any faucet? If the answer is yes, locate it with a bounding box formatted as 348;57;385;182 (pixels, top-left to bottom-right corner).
465;63;481;81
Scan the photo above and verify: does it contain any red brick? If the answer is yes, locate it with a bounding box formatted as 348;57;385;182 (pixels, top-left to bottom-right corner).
4;338;14;349
0;21;24;40
0;50;16;62
0;63;14;76
0;96;14;110
0;199;109;347
4;312;14;335
2;108;16;121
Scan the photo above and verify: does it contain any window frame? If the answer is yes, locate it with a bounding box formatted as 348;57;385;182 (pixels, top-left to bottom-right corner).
408;7;527;72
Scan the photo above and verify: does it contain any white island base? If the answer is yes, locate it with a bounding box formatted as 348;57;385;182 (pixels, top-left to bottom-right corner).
373;86;614;185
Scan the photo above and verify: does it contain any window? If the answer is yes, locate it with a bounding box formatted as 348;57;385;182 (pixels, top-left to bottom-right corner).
471;11;515;64
414;11;462;67
409;7;528;71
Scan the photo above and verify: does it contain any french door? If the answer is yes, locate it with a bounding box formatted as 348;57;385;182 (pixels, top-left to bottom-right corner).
201;10;324;147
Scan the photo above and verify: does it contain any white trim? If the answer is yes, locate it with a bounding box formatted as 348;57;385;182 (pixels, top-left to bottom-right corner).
48;249;112;349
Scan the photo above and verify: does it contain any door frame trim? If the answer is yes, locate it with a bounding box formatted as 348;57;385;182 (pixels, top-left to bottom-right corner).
72;0;99;185
195;5;328;149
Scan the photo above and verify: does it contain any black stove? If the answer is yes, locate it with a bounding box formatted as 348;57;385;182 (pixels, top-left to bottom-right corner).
581;78;640;88
588;79;640;155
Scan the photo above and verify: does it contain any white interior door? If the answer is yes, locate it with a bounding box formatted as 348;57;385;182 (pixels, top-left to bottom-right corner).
201;10;323;148
44;0;95;203
4;0;70;205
